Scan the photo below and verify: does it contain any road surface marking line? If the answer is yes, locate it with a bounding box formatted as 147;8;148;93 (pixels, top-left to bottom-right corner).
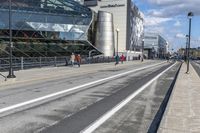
81;62;177;133
0;62;166;114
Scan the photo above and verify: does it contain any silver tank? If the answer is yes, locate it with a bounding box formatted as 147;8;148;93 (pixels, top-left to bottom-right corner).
95;11;114;57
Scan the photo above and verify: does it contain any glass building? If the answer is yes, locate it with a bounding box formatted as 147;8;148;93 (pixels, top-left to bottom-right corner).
0;0;100;57
144;33;168;59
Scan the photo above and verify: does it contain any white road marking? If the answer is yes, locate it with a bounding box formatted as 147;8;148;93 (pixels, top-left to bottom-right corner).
0;62;165;114
81;62;177;133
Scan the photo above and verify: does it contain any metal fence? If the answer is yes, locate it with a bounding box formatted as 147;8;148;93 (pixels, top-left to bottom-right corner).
0;56;116;72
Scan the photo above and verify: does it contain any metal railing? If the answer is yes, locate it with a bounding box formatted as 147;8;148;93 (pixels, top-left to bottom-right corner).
0;57;66;71
0;56;116;71
0;72;7;81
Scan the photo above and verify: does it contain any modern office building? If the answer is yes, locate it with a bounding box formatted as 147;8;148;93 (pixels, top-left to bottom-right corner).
85;0;144;59
144;33;168;59
0;0;100;57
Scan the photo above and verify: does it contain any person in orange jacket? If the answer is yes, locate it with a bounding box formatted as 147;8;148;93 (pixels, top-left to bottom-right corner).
76;54;81;67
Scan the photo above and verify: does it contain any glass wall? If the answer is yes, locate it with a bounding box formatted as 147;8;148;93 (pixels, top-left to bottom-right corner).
128;2;144;52
0;0;100;57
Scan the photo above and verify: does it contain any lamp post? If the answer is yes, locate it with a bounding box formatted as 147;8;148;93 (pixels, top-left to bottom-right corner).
186;12;194;74
88;49;96;64
185;35;189;62
7;0;16;78
116;28;120;56
141;38;144;62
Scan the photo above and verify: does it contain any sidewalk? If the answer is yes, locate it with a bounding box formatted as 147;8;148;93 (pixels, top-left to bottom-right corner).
0;60;157;88
158;63;200;133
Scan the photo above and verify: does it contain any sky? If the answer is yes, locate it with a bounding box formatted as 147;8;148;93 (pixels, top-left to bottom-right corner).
133;0;200;51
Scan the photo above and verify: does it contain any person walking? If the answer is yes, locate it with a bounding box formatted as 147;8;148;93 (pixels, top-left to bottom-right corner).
76;54;81;67
140;54;144;62
65;56;68;66
115;55;119;65
166;52;170;63
120;54;125;64
138;54;141;60
70;53;75;67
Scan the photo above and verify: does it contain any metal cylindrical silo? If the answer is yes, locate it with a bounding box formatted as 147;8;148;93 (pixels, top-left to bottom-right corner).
95;11;114;57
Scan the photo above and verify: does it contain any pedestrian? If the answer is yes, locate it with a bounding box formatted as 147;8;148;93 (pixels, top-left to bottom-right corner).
141;54;144;62
70;53;75;67
166;53;170;63
65;56;68;66
76;54;81;67
115;55;119;65
138;54;141;60
120;54;125;64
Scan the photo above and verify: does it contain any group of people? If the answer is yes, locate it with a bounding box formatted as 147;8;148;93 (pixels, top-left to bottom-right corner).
70;53;81;67
115;54;126;65
68;53;145;67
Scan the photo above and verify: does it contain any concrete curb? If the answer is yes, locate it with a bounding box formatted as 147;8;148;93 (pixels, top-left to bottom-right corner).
148;62;182;132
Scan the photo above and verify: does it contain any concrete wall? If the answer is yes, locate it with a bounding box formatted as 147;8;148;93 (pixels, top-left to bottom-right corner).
90;0;128;53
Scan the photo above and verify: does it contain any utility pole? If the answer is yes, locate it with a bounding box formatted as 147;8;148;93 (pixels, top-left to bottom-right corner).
7;0;16;78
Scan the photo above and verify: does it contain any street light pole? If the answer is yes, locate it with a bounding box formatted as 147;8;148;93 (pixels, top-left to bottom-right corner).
185;35;189;62
186;12;194;74
88;49;96;64
141;38;144;62
116;28;120;56
7;0;16;78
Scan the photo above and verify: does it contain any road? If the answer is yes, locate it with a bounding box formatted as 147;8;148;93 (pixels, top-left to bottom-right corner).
0;61;181;133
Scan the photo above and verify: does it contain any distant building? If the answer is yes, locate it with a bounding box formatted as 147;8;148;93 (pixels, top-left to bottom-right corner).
144;33;168;59
178;48;200;59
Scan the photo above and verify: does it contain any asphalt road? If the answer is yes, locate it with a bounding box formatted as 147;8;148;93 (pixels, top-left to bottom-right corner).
0;61;181;133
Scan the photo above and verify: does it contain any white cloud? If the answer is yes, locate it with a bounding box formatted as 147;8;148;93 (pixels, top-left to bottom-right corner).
175;33;186;38
174;21;181;27
145;26;165;34
144;0;200;17
144;16;172;26
146;0;188;6
137;0;200;51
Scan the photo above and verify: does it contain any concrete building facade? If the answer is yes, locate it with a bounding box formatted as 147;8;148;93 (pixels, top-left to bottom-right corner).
84;0;144;58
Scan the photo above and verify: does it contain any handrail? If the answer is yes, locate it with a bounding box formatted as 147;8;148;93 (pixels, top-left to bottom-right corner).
0;73;7;81
0;56;117;71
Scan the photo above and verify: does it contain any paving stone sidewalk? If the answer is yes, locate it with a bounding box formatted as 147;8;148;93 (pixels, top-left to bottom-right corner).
0;60;157;87
158;63;200;133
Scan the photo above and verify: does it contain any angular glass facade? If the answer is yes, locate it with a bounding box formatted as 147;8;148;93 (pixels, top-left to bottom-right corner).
0;0;100;57
127;2;144;52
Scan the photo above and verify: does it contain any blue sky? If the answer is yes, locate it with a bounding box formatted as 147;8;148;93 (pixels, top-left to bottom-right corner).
133;0;200;51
